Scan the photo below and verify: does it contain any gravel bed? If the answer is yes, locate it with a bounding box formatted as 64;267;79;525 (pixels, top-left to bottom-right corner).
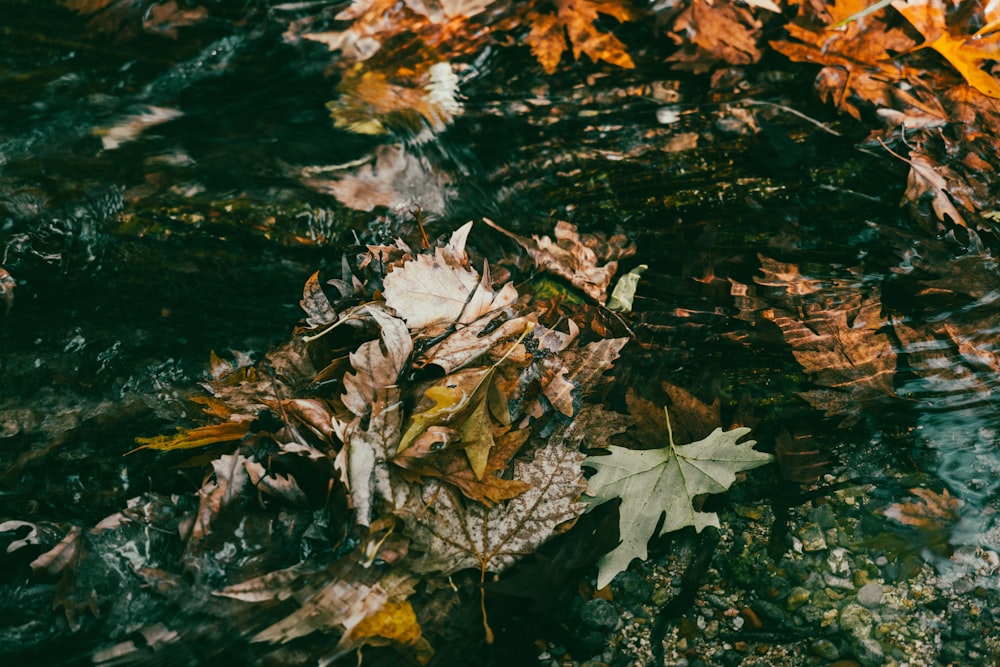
534;476;1000;667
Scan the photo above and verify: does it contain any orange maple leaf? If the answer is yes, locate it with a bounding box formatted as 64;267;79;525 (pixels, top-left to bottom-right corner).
892;0;1000;99
525;0;637;74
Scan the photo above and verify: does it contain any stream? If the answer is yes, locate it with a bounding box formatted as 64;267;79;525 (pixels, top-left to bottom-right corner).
2;2;1000;666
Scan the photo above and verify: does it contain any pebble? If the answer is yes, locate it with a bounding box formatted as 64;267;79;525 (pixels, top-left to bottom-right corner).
839;602;874;639
857;582;884;609
851;637;885;667
799;523;828;552
808;638;840;661
579;599;620;631
786;586;811;610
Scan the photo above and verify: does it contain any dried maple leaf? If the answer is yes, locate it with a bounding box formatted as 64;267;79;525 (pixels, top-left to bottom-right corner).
665;0;764;74
883;486;961;529
401;436;587;577
584;410;772;588
483;218;634;305
525;0;637;74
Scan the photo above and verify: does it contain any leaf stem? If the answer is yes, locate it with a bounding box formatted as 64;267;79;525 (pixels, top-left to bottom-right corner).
663;406;675;449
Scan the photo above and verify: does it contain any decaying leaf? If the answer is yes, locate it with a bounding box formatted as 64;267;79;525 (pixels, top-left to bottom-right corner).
524;0;637;74
883;487;961;530
0;268;14;315
665;0;764;74
483;217;634;304
585;408;772;588
402;436;587;576
129;419;251;453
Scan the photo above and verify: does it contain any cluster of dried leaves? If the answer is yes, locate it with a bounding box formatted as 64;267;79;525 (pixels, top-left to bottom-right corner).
771;0;1000;238
14;221;771;663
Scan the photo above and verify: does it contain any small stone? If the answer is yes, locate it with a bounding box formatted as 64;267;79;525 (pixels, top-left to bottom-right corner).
580;598;620;631
808;503;838;529
840;602;874;639
857;582;884;609
751;600;785;623
808;638;840;661
612;570;653;607
799;523;828;552
787;586;811;611
827;547;852;577
851;637;885;667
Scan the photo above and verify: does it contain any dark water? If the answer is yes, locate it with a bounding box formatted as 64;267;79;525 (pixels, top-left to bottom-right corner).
3;1;1000;664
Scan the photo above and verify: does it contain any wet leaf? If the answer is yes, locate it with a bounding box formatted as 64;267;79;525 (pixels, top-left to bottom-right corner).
483;218;634;305
341;306;412;419
129;419;251;453
665;0;764;74
300;270;338;330
525;0;637;74
345;386;407;526
383;223;482;330
0;267;15;314
607;264;646;312
396;426;532;506
892;0;1000;99
401;436;587;576
585;410;772;588
883;487;961;530
347;600;434;664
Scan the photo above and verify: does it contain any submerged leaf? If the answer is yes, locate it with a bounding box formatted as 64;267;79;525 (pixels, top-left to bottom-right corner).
585;413;772;588
402;436;587;576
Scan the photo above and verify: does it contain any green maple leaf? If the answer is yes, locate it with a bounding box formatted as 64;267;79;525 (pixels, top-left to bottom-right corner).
584;409;773;588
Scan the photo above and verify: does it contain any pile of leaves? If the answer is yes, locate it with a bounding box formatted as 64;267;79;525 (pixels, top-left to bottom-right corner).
11;221;772;664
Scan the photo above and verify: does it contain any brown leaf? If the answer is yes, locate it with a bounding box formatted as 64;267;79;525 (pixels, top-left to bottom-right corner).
883;487;961;530
525;0;637;74
396;427;532;506
483;218;634;305
892;0;1000;99
900;150;970;229
341;307;412;419
0;267;16;315
770;0;918;119
186;453;251;547
666;0;763;74
774;430;831;484
401;435;587;576
300;270;338;330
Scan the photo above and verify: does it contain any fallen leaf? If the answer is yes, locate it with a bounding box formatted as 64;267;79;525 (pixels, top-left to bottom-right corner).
401;435;587;576
524;0;637;74
585;410;772;588
129;419;251;453
883;486;961;529
395;427;532;506
383;224;482;330
892;0;1000;99
665;0;763;74
0;268;15;314
341;306;412;419
483;218;634;304
344;386;408;526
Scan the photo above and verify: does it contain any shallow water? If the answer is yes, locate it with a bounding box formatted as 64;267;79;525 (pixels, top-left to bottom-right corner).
3;1;1000;664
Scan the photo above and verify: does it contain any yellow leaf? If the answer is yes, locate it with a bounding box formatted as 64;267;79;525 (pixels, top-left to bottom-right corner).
348;600;423;646
129;420;250;453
